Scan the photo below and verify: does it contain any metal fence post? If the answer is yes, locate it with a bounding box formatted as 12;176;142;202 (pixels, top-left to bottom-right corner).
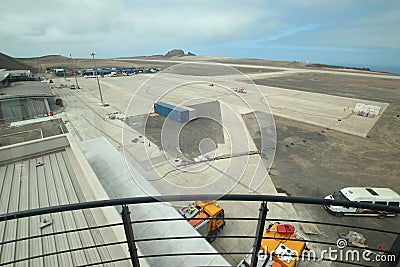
121;205;141;267
251;201;268;267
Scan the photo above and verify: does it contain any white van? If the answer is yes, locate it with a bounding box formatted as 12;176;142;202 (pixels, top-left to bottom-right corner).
324;187;400;218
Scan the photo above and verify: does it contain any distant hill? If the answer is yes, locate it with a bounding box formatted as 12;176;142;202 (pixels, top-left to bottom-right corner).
18;55;70;64
164;49;196;57
165;49;185;57
0;52;34;71
17;55;72;72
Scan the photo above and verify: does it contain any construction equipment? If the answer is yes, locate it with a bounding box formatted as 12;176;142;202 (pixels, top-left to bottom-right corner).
238;223;307;267
178;200;225;242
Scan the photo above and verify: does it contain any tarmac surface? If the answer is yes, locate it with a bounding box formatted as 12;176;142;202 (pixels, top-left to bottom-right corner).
253;72;400;267
51;60;400;266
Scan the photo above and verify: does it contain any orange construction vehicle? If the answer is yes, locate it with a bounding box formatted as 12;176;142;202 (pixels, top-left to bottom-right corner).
178;200;225;242
238;223;307;267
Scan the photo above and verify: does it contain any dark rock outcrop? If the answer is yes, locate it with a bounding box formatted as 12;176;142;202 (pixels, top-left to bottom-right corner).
165;49;185;57
164;49;197;57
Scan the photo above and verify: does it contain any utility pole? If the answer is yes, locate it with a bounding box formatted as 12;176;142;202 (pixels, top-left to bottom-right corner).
91;52;105;105
70;53;80;89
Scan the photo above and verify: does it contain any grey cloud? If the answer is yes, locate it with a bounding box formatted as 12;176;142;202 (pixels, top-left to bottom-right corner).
0;0;398;62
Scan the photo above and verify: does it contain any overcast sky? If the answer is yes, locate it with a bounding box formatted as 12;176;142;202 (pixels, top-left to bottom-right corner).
1;0;399;72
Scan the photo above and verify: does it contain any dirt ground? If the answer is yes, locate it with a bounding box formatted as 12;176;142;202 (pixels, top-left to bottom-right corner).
126;115;225;159
247;73;400;266
139;94;400;265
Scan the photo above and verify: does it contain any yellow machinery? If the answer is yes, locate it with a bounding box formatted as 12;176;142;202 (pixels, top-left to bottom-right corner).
178;200;225;242
238;223;307;267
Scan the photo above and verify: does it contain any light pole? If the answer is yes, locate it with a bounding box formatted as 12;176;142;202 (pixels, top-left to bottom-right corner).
70;53;80;89
91;52;105;104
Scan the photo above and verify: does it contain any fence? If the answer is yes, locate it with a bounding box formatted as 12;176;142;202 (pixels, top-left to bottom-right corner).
0;194;399;267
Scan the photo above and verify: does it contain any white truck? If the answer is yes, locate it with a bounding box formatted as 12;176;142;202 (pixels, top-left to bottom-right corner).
324;187;400;218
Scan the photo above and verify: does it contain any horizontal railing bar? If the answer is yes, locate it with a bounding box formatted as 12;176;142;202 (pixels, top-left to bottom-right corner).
136;251;372;266
0;222;123;246
133;235;388;254
0;194;397;267
265;218;400;235
132;217;400;235
76;257;131;267
0;218;392;262
0;240;127;266
1;194;399;222
0;235;387;266
1;215;396;247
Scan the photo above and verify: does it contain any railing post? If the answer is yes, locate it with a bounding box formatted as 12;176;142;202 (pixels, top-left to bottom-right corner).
121;205;141;267
251;201;268;267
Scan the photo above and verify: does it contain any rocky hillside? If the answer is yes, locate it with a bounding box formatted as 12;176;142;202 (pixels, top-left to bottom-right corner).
164;49;196;57
0;52;34;71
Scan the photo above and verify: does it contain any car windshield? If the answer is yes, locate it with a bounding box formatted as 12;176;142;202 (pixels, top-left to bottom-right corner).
332;191;350;202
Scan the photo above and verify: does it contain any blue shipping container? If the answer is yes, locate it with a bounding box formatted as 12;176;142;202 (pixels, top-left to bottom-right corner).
154;102;189;123
55;71;66;77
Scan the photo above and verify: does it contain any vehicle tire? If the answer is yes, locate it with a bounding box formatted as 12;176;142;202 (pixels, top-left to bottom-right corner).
378;213;386;219
207;236;217;243
335;212;344;217
339;233;348;239
207;231;217;243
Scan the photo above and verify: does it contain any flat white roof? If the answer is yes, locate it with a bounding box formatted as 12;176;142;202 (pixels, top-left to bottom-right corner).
79;137;231;266
10;116;53;127
341;187;400;201
0;81;54;99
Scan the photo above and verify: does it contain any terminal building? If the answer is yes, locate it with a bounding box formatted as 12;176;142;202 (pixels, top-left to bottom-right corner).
0;70;59;126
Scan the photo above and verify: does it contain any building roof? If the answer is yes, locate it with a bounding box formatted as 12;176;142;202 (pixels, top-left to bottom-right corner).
79;137;231;266
8;70;31;76
341;187;400;200
0;118;68;147
0;134;129;266
0;81;54;100
0;70;10;83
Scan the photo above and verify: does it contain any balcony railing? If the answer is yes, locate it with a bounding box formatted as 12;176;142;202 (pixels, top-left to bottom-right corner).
0;194;399;267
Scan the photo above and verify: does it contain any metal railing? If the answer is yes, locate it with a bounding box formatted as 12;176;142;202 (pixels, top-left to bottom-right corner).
0;194;399;267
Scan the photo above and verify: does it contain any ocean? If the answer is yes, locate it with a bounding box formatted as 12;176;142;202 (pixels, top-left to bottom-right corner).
368;65;400;75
